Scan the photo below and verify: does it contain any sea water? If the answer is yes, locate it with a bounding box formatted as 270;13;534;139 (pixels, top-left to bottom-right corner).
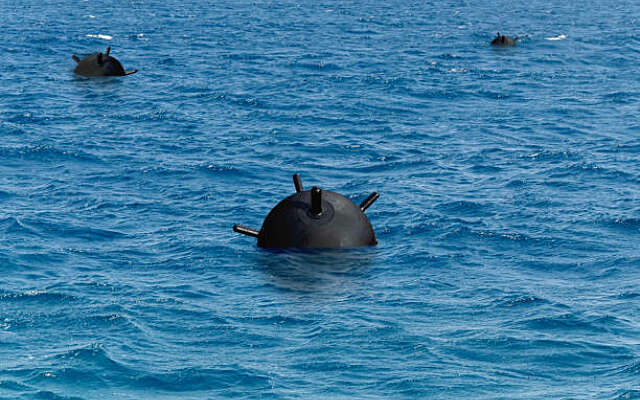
1;0;639;398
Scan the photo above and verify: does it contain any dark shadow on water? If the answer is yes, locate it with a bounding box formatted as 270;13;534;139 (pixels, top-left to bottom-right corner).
490;47;519;54
252;247;377;292
71;75;125;85
70;75;128;104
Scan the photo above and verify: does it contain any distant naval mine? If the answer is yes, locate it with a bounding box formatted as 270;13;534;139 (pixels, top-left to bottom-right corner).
72;47;137;77
491;32;518;47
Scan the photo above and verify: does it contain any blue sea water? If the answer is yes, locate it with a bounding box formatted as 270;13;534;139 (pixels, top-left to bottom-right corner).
1;0;640;398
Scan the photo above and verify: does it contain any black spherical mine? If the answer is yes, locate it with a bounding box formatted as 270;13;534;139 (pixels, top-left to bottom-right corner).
233;174;379;249
72;47;137;77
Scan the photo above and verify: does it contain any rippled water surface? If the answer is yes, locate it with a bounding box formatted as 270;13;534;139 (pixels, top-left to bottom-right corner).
1;0;640;398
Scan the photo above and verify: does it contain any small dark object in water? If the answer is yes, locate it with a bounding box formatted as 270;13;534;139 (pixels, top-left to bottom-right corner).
491;32;518;47
72;47;137;76
233;174;379;249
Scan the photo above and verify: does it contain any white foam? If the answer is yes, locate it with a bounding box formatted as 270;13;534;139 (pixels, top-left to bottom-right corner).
546;34;567;41
86;34;112;40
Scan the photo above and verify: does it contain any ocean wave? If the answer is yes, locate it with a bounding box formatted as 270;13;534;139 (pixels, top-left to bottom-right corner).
0;379;33;392
23;390;86;400
286;60;342;72
516;313;615;333
51;344;130;372
603;91;640;104
0;145;103;164
491;294;550;308
546;34;567;41
435;200;494;217
525;149;583;162
0;216;40;236
0;290;78;304
134;367;270;392
85;34;112;40
605;216;640;232
545;162;633;180
31;219;128;242
611;389;640;400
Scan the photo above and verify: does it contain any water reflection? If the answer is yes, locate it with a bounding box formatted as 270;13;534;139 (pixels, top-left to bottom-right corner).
253;248;377;292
